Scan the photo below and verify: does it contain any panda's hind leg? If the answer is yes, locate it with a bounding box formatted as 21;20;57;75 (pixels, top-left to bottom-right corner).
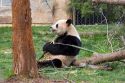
37;59;62;68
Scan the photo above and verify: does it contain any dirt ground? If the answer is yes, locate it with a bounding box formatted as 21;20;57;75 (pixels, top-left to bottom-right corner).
0;77;69;83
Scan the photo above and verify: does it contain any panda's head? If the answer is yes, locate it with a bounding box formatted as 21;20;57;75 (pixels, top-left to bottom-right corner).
51;19;72;36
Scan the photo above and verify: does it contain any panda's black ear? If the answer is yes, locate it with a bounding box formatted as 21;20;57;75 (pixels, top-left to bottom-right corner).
66;19;72;26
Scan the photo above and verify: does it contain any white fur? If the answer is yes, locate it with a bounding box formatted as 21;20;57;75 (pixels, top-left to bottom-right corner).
67;24;81;40
51;19;81;40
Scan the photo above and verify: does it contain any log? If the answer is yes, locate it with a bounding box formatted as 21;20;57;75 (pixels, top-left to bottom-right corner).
92;0;125;5
82;50;125;65
72;50;125;70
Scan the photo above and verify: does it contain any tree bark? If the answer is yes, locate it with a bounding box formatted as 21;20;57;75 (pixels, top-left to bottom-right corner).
92;0;125;5
12;0;38;78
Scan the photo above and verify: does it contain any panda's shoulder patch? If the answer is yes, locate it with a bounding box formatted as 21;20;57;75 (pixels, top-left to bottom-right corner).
64;35;80;41
63;35;81;46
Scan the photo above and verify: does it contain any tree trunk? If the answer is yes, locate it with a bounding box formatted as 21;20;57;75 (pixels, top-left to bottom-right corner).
12;0;38;78
53;0;71;22
92;0;125;5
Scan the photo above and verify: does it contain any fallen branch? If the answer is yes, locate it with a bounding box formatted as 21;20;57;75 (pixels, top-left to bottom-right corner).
77;50;125;65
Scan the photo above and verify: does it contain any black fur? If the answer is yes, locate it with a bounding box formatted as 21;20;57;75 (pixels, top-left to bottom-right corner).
37;59;62;68
43;33;81;56
66;19;72;26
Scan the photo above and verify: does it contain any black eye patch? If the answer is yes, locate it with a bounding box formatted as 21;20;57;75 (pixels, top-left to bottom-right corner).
56;24;58;28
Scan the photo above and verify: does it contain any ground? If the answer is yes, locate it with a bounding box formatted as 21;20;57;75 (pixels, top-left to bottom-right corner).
0;25;125;83
5;76;68;83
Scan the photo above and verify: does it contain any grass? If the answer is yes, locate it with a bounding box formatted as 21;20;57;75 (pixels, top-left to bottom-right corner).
0;25;125;83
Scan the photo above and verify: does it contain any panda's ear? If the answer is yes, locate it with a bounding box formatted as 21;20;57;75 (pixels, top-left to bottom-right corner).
66;19;72;26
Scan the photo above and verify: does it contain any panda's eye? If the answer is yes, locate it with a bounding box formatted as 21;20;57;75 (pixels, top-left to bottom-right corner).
56;24;58;28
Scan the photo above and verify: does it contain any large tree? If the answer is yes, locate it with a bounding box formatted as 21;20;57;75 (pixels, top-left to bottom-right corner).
12;0;38;78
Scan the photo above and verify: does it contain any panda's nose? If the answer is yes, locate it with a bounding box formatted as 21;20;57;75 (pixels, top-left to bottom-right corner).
52;29;56;32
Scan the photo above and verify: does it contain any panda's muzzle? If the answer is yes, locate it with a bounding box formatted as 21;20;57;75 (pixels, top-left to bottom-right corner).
52;29;56;32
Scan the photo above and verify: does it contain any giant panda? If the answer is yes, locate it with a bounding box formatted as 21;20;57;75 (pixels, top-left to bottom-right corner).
37;19;82;68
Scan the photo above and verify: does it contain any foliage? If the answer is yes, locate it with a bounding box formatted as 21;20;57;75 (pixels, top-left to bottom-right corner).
70;0;125;22
70;0;94;17
0;25;124;83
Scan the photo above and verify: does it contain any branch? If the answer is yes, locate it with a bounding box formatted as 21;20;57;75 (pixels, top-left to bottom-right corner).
120;36;125;46
92;0;125;5
83;50;125;65
100;9;113;52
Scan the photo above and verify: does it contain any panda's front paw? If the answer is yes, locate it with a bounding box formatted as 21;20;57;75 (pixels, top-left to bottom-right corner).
43;42;54;51
43;42;51;51
44;42;51;46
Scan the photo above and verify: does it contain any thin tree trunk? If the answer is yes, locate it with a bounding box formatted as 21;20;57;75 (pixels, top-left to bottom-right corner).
12;0;38;78
92;0;125;5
